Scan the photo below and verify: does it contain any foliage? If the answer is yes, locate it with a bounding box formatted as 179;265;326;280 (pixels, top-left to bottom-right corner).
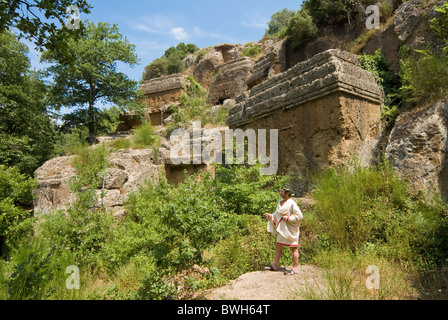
208;215;283;280
241;43;262;58
123;174;232;272
70;143;111;211
58;106;122;137
0;31;57;175
166;76;223;134
131;122;161;161
265;8;296;37
212;161;290;216
164;43;199;61
306;160;448;267
358;49;401;127
0;0;91;61
0;165;36;249
398;2;448;106
41;20;143;145
37;144;115;266
399;49;448;105
302;0;376;26
142;42;199;81
1;236;103;300
279;9;319;49
430;2;448;50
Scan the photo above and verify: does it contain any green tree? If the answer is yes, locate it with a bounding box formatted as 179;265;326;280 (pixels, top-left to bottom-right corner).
302;0;376;26
0;0;91;63
142;42;199;81
280;10;319;49
41;21;142;145
265;8;296;37
0;31;57;175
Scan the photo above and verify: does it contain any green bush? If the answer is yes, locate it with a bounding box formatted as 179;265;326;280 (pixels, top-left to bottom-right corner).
132;122;160;150
241;43;262;58
302;0;376;26
285;10;319;49
142;43;199;81
358;49;401;127
107;137;132;151
212;162;289;216
265;8;296;37
208;214;285;279
70;143;111;211
0;165;36;248
1;236;102;300
399;49;448;105
307;160;448;267
398;2;448;106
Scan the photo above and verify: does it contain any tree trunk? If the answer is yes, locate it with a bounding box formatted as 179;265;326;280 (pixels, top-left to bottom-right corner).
87;100;95;145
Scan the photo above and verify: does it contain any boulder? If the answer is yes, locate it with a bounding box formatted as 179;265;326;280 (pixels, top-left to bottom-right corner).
386;98;448;198
33;149;162;215
208;57;255;103
192;50;223;89
33;156;78;214
393;0;446;52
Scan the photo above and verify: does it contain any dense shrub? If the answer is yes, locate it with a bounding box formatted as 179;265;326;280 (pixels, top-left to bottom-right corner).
265;8;318;49
142;42;199;81
302;0;377;26
304;160;448;267
0;165;36;248
241;43;262;58
358;49;401;127
280;10;319;49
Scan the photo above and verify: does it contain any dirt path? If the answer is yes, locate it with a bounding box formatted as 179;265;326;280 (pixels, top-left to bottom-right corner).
205;265;324;300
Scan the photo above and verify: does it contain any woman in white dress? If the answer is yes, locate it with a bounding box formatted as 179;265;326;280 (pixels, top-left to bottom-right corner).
264;187;303;275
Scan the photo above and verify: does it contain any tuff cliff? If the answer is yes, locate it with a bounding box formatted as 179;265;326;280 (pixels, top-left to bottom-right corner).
33;0;448;214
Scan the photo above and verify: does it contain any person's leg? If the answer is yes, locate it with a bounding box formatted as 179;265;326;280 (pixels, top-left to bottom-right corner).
272;243;283;270
290;247;299;272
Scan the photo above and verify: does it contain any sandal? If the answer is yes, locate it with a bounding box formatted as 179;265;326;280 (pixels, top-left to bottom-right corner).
264;265;278;271
284;269;297;276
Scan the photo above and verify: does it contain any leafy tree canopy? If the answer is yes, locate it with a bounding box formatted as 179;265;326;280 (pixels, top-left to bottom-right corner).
142;42;199;82
41;20;143;144
265;8;296;37
0;0;92;63
0;31;57;175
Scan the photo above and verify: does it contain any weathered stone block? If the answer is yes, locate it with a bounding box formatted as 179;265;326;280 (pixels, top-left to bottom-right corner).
227;49;384;195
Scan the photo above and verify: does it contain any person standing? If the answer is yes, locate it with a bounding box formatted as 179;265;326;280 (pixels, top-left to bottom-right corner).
264;187;303;275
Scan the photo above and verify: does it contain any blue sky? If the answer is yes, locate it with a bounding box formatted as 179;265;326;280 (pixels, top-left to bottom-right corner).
22;0;304;113
26;0;304;82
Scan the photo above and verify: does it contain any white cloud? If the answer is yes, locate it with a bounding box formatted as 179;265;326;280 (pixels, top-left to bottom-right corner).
241;12;269;29
129;14;189;41
171;27;188;40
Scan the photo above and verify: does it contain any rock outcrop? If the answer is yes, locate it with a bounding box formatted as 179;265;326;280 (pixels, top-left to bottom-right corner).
208;57;255;103
33;149;161;217
386;99;448;199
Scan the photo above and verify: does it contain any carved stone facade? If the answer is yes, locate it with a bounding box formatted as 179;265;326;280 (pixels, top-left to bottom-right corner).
227;49;384;194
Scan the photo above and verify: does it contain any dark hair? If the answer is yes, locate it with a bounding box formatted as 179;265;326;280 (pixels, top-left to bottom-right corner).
282;186;294;197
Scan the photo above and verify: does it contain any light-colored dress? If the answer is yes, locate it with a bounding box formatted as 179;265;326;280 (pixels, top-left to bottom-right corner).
267;198;303;247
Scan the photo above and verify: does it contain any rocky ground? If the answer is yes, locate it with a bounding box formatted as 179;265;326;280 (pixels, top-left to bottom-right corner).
205;265;324;300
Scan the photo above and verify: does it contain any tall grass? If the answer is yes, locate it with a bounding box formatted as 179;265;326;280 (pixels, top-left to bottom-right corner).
296;159;448;300
131;122;161;162
0;237;103;300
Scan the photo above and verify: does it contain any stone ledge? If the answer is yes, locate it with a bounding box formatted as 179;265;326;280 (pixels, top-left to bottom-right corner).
228;49;383;128
139;74;185;95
